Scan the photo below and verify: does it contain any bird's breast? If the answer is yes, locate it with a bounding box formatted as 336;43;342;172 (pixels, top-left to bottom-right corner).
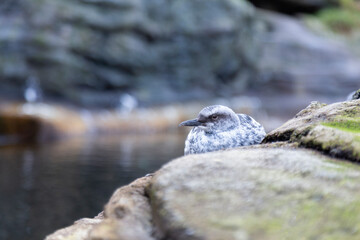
185;128;241;155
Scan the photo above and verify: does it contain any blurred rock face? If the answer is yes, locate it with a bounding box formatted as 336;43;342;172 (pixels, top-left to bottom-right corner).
0;0;261;106
257;11;360;97
0;0;359;106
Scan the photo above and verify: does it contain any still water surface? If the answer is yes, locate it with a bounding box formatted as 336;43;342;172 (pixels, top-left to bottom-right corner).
0;133;185;240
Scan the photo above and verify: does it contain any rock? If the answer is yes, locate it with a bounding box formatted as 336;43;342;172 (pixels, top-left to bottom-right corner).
264;100;360;161
0;102;186;145
0;103;88;145
148;147;360;240
257;10;360;97
0;0;261;106
45;176;155;240
45;214;104;240
89;176;156;240
249;0;335;14
1;0;360;107
46;146;360;240
349;89;360;100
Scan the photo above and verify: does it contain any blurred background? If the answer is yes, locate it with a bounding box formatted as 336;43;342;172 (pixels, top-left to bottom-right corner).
0;0;359;239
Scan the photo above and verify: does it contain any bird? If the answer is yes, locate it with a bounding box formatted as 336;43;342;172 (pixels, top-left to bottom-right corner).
179;105;266;155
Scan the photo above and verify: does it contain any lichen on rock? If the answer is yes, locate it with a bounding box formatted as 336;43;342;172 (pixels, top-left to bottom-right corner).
148;148;360;240
265;99;360;162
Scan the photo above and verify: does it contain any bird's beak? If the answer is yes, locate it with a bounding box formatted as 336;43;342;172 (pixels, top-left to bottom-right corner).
179;118;202;127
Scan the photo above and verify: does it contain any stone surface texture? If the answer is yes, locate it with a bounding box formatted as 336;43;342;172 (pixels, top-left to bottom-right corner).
45;100;360;240
46;146;360;240
1;0;360;106
265;99;360;161
149;147;360;240
351;89;360;100
45;215;104;240
257;11;360;96
0;0;260;105
45;176;155;240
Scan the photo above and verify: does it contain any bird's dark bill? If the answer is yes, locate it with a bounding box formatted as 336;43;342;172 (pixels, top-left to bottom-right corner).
179;119;201;127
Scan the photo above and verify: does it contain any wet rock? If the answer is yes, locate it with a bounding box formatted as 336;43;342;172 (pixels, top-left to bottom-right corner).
264;99;360;161
0;102;187;145
45;176;155;240
0;103;88;145
149;147;360;240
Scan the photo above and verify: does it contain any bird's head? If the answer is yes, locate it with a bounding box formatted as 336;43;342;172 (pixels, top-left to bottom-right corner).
179;105;240;133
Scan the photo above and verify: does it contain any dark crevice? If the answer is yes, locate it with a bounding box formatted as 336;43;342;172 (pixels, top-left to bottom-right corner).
263;129;294;143
0;0;25;14
61;18;158;43
70;49;137;76
248;0;337;15
131;27;156;43
299;142;360;163
78;0;136;10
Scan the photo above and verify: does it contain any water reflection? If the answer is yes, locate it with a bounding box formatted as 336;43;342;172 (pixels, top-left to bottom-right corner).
0;133;185;240
22;150;34;190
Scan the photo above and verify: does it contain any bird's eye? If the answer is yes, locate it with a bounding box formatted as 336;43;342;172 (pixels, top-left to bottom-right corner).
211;115;218;120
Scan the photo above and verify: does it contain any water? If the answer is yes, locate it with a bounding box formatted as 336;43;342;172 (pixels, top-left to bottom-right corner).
0;93;350;240
0;133;185;240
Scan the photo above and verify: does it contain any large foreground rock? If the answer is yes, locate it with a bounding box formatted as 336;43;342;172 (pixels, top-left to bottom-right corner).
149;147;360;240
46;176;155;240
46;146;360;240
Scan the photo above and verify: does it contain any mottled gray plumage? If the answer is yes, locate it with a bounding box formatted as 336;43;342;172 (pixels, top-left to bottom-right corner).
179;105;266;155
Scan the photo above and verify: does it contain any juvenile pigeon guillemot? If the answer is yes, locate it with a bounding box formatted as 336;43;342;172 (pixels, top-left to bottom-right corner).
179;105;266;155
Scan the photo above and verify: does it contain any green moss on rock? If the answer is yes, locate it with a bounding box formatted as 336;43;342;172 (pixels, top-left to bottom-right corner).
300;125;360;161
322;119;360;133
312;0;360;34
316;8;360;33
266;100;360;162
150;148;360;240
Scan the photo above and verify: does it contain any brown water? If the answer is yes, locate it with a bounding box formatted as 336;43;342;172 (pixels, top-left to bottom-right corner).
0;133;186;240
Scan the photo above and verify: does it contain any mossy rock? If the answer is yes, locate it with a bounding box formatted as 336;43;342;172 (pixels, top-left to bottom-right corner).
149;148;360;240
350;89;360;100
264;100;360;162
316;7;360;33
